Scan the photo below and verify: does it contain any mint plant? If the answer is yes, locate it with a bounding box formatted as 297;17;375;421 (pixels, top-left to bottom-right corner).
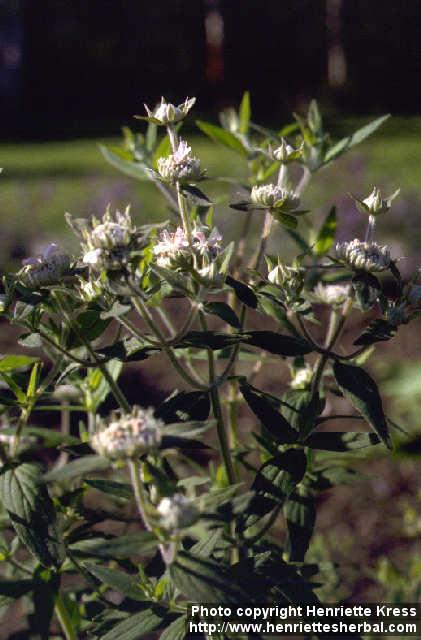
0;94;417;639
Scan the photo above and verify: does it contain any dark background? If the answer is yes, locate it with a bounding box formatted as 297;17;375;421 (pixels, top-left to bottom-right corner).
1;0;421;139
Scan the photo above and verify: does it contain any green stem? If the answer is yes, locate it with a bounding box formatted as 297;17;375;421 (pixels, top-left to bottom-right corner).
199;311;236;486
176;183;193;244
131;294;206;390
55;593;76;640
311;296;354;397
128;459;152;531
250;210;273;271
54;292;130;411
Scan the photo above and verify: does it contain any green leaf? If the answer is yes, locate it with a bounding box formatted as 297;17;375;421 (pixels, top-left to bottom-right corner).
284;493;315;563
83;563;145;600
99;144;150;180
225;275;258;308
314;206;336;256
152;133;171;168
252;448;307;503
204;301;240;328
282;389;323;437
0;463;64;567
352;273;383;310
239;381;297;444
354;318;396;346
171;550;247;602
101;608;164;640
44;455;110;483
84;479;133;500
239;90;251;134
323;115;390;165
178;331;243;351
244;331;313;357
155;391;210;423
305;431;380;451
333;361;392;449
70;532;158;559
181;184;213;206
161;420;214;439
159;615;186;640
195;120;247;155
0;578;34;599
0;355;39;372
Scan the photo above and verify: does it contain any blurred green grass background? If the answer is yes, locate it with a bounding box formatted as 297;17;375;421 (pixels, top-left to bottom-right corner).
2;116;421;267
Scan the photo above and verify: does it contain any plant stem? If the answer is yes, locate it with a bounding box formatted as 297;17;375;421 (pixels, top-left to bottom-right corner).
55;593;76;640
131;294;207;390
199;311;236;486
54;292;130;411
311;296;354;397
250;210;273;271
176;183;193;244
128;459;152;531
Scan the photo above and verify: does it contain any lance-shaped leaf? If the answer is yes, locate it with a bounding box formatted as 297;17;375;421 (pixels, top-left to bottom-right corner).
203;301;240;328
101;608;165;640
83;563;146;601
354;318;397;346
195;120;247;155
252;448;307;503
333;361;392;449
171;550;248;603
225;275;258;308
305;431;380;451
239;380;297;444
283;492;316;562
99;144;150;180
155;390;210;423
0;463;64;568
323;114;390;166
243;331;313;356
159;615;187;640
314;206;336;256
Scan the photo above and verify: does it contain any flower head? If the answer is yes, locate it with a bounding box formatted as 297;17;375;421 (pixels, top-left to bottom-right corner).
353;187;400;217
157;493;199;532
68;205;146;273
144;97;196;125
251;184;300;211
91;406;163;460
336;239;391;272
153;224;222;270
20;244;71;289
157;140;203;184
311;282;350;307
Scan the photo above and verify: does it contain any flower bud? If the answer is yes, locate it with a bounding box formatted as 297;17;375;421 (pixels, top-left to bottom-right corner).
336;239;391;272
91;406;163;460
157;493;199;532
251;184;300;211
353;187;400;217
272;139;303;164
144;97;196;125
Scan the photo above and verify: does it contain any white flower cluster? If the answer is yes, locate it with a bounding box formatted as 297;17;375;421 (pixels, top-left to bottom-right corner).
312;282;350;306
91;406;163;460
78;206;140;272
157;493;199;532
144;97;196;125
251;184;300;211
154;225;222;270
336;239;391;272
290;365;313;389
157;140;202;184
20;243;70;289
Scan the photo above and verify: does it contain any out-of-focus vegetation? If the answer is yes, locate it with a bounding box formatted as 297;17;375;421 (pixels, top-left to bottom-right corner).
2;117;421;270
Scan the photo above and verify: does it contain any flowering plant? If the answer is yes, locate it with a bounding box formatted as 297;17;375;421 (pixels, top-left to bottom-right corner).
0;94;418;639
